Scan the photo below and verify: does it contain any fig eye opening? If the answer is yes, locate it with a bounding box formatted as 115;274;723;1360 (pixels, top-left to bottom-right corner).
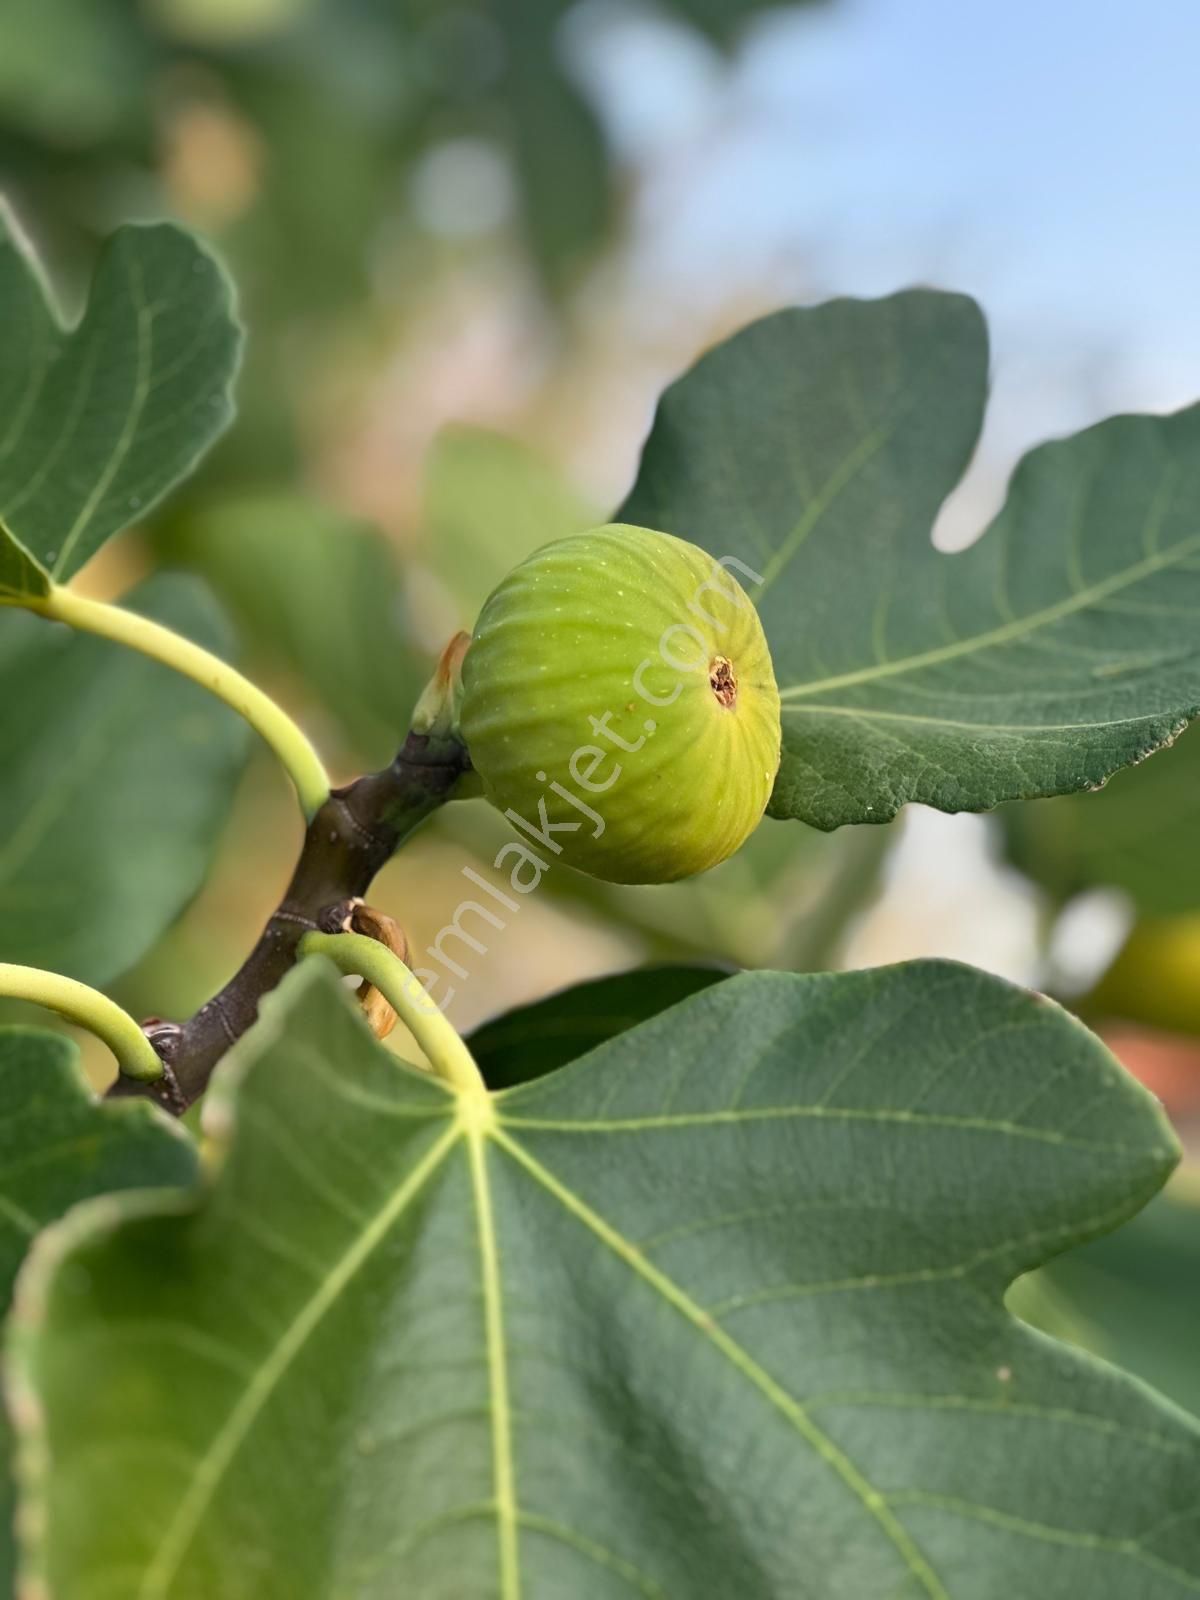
709;655;737;709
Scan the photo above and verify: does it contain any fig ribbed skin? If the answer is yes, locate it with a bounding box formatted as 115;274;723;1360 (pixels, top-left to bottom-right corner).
460;524;782;884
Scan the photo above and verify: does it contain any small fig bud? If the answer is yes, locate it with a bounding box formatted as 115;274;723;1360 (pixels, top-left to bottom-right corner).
460;524;782;883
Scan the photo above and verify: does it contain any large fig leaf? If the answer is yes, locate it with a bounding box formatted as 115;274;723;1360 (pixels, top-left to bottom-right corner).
15;959;1200;1598
0;573;248;986
0;216;240;590
620;292;1200;830
0;1027;197;1592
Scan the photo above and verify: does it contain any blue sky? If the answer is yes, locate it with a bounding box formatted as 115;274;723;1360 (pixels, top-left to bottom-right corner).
579;0;1200;533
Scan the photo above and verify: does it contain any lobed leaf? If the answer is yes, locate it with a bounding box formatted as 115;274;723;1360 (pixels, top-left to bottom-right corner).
0;573;249;987
620;292;1200;829
14;958;1200;1598
0;216;241;584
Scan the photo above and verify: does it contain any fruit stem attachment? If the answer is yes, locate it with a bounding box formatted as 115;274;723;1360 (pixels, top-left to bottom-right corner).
27;585;331;820
299;931;485;1095
0;964;163;1083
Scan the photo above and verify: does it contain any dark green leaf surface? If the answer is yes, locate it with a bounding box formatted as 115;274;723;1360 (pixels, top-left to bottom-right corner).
469;964;729;1089
1002;725;1200;915
0;517;48;605
0;1026;197;1592
0;219;240;581
17;959;1199;1598
0;574;248;986
620;292;1200;829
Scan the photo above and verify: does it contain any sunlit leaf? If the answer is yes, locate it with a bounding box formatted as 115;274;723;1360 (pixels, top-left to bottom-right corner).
16;959;1199;1597
621;293;1200;829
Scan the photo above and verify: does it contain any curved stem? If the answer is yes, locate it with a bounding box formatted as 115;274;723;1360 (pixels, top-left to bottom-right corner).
0;964;163;1083
300;931;485;1095
30;585;330;820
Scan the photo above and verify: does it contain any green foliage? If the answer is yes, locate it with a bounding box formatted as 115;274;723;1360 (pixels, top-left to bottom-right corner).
0;206;1197;1600
15;960;1198;1598
166;492;428;767
0;516;47;604
0;1;816;297
1003;726;1200;916
0;0;147;145
621;292;1200;830
0;1027;197;1589
0;218;240;589
469;964;728;1088
0;575;248;986
1037;1189;1200;1420
423;425;597;629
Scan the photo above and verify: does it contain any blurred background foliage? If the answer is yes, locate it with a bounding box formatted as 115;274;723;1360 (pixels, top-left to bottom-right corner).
1;0;1197;1429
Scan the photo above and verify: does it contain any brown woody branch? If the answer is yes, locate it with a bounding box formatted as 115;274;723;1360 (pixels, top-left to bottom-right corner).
107;728;469;1113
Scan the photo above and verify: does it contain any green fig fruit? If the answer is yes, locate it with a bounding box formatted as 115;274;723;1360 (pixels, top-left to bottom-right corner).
459;524;782;884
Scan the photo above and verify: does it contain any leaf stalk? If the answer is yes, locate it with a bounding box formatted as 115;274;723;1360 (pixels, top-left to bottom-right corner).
300;930;485;1095
0;964;163;1082
28;585;331;820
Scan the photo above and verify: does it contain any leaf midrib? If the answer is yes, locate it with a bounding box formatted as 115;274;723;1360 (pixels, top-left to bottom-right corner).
52;251;155;578
130;1091;951;1598
127;1079;1169;1600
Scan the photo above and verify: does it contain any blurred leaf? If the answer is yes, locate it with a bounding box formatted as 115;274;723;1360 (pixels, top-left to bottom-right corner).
423;425;596;627
151;0;317;46
15;959;1200;1596
1087;918;1200;1036
0;218;241;581
1003;725;1200;916
469;963;729;1088
0;1026;197;1591
0;0;148;144
669;0;820;48
0;573;249;986
495;0;611;288
168;492;427;767
1035;1190;1200;1421
621;293;1200;830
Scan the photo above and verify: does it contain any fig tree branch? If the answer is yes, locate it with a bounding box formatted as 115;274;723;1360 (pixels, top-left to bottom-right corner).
107;727;470;1114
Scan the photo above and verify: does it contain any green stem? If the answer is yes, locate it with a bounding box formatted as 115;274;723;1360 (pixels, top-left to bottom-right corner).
300;931;485;1095
29;585;331;820
0;964;163;1082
